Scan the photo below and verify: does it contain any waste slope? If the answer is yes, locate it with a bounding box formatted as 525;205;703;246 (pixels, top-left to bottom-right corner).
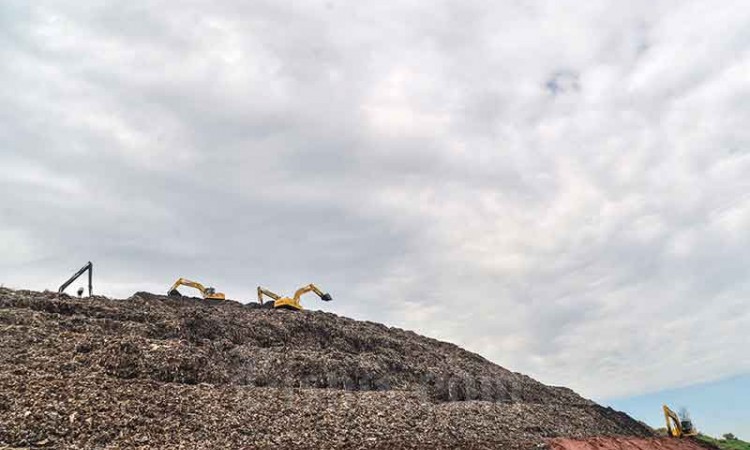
1;288;652;449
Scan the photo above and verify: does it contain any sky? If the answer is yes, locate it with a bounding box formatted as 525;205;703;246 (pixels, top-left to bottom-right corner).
1;0;748;430
608;374;750;440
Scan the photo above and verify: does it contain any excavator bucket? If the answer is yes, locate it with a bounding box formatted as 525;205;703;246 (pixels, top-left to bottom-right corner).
321;293;333;301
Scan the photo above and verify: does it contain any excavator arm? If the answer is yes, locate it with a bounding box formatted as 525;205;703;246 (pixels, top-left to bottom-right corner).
257;283;332;311
663;405;682;437
170;278;206;294
257;286;281;304
293;284;333;303
168;278;226;300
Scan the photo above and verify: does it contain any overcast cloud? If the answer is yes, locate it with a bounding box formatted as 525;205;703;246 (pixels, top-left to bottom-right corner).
1;0;749;399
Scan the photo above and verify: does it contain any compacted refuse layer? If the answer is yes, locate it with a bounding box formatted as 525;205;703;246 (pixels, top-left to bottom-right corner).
1;288;654;449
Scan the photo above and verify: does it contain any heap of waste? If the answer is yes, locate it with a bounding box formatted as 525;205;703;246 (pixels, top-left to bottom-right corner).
0;288;665;449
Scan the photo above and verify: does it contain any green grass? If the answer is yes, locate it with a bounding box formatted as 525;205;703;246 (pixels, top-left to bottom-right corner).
697;434;750;450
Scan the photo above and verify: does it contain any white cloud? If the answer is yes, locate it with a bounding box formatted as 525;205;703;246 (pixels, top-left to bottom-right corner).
1;0;749;399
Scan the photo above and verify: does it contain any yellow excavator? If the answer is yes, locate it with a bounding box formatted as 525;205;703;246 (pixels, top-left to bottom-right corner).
663;404;697;438
257;283;332;311
168;278;226;300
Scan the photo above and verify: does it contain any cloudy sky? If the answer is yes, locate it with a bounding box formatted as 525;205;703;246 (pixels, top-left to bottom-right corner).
1;0;748;428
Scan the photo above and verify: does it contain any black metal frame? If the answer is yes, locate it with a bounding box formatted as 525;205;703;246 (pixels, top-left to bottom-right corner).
58;261;93;297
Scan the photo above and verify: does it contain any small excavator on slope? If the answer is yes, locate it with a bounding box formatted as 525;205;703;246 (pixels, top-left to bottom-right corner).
168;278;226;300
257;283;332;311
663;404;697;438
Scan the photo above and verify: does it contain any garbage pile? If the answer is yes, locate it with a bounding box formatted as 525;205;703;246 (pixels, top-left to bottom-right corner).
0;288;654;449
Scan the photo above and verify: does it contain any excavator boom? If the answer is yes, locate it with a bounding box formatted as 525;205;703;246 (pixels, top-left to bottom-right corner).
168;278;226;300
257;283;332;311
257;286;281;304
293;284;333;303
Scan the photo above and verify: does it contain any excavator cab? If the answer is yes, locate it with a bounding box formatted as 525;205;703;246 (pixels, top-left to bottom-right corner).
168;278;226;300
257;283;332;311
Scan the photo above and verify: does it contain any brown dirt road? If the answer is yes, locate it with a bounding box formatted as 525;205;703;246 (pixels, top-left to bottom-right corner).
548;437;717;450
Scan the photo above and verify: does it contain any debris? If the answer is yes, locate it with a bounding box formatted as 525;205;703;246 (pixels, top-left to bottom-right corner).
0;287;654;449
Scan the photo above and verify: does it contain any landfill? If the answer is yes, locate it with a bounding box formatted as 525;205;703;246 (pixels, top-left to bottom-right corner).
0;288;707;449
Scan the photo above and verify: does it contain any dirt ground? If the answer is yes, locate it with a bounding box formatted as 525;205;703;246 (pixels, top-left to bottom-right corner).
548;437;718;450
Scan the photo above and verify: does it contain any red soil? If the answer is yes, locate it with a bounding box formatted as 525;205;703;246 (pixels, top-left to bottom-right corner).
548;437;714;450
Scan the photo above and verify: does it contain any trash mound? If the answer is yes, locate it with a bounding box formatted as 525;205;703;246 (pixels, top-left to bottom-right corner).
0;288;653;449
